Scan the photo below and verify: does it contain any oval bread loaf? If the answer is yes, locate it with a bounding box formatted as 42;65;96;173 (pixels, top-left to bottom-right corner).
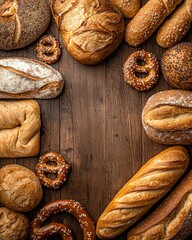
96;146;189;238
0;57;64;99
142;90;192;145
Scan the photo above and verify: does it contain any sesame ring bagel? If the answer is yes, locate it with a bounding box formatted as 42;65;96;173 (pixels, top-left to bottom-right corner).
35;152;71;189
123;50;159;91
30;199;96;240
36;35;61;64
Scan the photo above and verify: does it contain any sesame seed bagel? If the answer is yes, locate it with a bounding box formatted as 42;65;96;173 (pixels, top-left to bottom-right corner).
161;42;192;89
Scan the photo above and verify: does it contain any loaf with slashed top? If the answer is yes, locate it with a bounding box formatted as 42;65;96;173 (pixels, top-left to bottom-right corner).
142;90;192;145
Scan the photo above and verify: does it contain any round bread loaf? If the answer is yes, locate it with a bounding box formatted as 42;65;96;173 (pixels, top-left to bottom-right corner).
161;42;192;89
0;164;43;212
0;0;50;50
0;207;30;240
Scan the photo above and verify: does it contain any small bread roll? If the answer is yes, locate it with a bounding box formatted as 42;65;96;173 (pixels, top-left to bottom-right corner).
0;164;43;212
161;42;192;89
0;207;30;240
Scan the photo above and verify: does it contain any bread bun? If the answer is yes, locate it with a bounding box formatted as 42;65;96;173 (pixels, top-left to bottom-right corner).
0;207;30;240
161;42;192;89
0;164;43;212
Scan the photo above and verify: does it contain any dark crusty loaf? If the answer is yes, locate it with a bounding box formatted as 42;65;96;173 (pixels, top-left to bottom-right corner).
96;146;189;238
0;0;50;50
142;90;192;145
127;170;192;240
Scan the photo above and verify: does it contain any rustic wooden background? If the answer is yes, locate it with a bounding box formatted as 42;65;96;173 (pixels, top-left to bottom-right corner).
0;0;191;239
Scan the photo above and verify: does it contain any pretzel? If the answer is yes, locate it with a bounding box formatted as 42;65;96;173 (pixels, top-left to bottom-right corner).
36;35;61;64
30;199;96;240
123;50;159;91
35;152;71;189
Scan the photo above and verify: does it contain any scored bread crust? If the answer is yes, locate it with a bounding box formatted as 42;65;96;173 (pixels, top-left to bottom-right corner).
96;146;189;239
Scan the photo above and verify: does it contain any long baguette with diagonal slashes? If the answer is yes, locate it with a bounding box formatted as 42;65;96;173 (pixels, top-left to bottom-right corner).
96;146;189;239
127;170;192;240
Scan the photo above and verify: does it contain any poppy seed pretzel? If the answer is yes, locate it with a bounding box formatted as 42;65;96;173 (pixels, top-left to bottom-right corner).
35;152;71;189
30;199;96;240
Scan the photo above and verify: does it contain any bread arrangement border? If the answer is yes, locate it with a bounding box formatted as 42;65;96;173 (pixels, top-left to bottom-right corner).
0;0;191;240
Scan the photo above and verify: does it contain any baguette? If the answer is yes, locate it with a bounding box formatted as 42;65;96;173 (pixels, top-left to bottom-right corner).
109;0;140;18
142;90;192;145
125;0;182;47
96;146;189;239
127;170;192;240
0;57;64;99
157;0;192;48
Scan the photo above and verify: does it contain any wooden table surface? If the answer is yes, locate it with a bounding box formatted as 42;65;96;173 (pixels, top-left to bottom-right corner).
0;1;191;239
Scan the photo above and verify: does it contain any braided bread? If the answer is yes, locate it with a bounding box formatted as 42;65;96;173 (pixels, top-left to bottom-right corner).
0;100;41;158
96;146;189;239
127;170;192;240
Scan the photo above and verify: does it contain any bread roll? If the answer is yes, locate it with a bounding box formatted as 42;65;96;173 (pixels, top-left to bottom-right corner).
125;0;182;47
0;0;50;50
0;100;41;158
50;0;125;65
96;146;189;239
161;42;192;89
142;90;192;145
0;57;64;99
109;0;140;18
0;207;30;240
127;170;192;240
157;0;192;48
0;164;43;212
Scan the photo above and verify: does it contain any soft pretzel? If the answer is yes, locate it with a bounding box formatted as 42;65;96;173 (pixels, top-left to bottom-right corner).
31;199;96;240
0;100;41;158
123;50;159;91
35;152;71;189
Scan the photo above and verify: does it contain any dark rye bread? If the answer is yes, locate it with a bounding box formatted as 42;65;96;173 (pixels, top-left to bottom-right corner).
161;42;192;89
0;0;50;50
127;170;192;240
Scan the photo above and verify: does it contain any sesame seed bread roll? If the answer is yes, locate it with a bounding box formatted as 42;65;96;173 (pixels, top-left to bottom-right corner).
156;0;192;48
96;146;189;239
125;0;182;47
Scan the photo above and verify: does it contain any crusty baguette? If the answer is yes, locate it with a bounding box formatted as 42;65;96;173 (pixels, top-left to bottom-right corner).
157;0;192;48
0;57;64;99
142;90;192;145
127;170;192;240
109;0;140;18
96;146;189;239
0;100;41;158
125;0;182;47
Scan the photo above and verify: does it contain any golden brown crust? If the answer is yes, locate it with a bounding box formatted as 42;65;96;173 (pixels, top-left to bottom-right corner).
156;0;192;48
50;0;125;65
0;100;41;157
109;0;140;18
0;0;50;50
96;146;189;239
161;42;192;89
125;0;182;47
142;90;192;144
0;164;43;212
127;171;192;240
0;207;30;240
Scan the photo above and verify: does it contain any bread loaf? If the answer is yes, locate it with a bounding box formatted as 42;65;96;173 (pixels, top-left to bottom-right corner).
125;0;182;47
156;0;192;48
109;0;140;18
127;170;192;240
0;0;50;50
142;90;192;145
0;100;41;158
50;0;125;65
96;146;189;239
0;57;64;99
0;207;30;240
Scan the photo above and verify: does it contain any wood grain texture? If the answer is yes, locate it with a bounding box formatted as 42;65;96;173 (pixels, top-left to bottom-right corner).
0;0;191;239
